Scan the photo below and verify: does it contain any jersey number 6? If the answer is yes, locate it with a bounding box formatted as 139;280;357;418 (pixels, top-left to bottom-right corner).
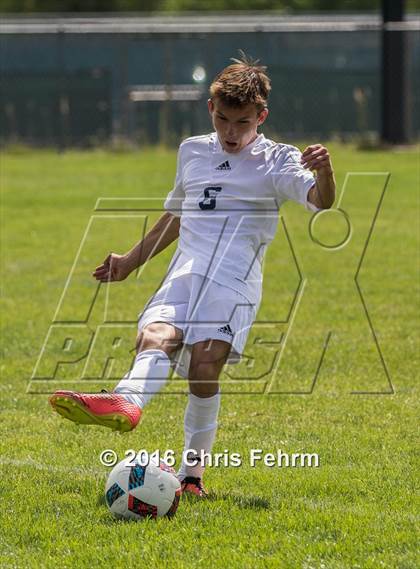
198;186;222;210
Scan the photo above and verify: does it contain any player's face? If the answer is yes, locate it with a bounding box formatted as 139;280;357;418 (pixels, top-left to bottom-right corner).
208;98;268;154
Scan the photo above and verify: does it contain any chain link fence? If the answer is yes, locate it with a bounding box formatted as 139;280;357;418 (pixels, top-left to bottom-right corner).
1;14;419;147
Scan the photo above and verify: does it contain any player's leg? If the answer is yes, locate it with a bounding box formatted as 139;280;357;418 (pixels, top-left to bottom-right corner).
113;322;183;409
49;322;183;432
178;339;230;497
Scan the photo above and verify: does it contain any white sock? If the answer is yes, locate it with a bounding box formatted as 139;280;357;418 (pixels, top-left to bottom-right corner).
177;391;221;480
114;349;171;409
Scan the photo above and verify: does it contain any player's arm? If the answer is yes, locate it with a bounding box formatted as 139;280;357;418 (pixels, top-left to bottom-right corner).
92;212;180;283
302;144;336;209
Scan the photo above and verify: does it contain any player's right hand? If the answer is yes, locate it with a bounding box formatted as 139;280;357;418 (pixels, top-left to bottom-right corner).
92;253;132;282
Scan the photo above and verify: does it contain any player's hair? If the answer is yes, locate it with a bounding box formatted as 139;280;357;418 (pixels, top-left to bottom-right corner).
209;51;271;112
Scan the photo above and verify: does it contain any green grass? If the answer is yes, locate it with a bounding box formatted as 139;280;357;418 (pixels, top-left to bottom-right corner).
1;144;419;568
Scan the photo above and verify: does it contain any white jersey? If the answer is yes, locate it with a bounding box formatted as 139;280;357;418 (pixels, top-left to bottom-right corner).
164;132;317;305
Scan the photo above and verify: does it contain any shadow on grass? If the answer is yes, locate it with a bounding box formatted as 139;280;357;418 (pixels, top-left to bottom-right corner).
206;491;270;510
96;486;271;525
97;490;270;513
97;495;107;507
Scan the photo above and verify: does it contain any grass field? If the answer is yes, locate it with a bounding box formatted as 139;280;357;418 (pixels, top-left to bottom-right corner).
0;143;419;568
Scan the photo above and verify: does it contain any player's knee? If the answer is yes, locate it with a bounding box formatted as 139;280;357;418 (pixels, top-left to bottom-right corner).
189;362;220;398
189;380;219;398
136;324;179;355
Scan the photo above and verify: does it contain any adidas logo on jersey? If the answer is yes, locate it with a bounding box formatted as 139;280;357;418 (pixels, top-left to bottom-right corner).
217;324;233;336
215;161;231;171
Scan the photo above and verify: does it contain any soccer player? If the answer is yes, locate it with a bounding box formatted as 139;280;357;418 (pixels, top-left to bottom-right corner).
49;54;335;497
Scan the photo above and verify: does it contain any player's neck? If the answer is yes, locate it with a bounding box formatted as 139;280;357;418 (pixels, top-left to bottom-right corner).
216;131;263;154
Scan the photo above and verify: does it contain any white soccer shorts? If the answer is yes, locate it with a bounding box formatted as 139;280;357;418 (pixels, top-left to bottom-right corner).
137;273;258;378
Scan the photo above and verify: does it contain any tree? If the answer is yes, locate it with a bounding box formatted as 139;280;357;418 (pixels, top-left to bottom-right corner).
1;0;419;13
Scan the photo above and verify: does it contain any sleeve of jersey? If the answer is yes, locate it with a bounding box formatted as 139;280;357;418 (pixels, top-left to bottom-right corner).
163;145;185;216
271;147;319;212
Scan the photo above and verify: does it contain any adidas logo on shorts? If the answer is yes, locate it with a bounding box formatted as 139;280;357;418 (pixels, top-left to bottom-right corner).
215;160;231;171
217;324;233;337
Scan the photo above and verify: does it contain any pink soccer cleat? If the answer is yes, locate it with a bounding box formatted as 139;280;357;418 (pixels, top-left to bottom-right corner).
49;390;141;432
180;476;208;498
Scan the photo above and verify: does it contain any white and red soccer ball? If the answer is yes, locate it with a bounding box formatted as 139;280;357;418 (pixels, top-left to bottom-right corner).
105;458;181;520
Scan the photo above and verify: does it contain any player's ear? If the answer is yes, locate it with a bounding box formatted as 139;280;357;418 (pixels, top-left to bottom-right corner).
207;98;214;115
257;108;269;126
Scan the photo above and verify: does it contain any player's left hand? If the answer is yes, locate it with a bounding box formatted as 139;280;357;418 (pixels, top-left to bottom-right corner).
301;144;333;176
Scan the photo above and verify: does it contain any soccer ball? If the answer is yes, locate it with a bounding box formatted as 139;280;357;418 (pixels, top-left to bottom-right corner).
105;458;181;520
